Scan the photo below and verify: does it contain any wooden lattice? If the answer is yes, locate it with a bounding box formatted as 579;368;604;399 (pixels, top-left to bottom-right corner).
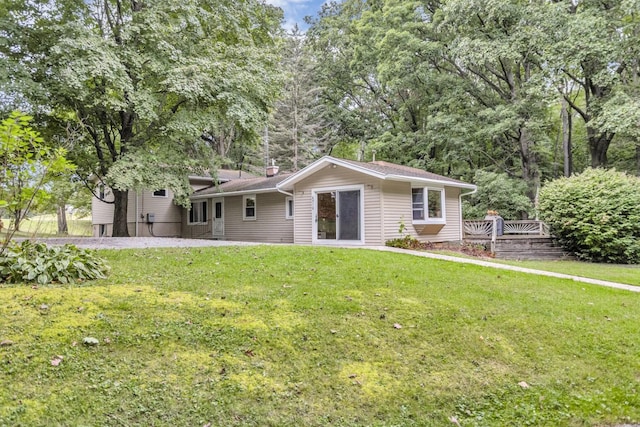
503;220;549;236
463;220;493;236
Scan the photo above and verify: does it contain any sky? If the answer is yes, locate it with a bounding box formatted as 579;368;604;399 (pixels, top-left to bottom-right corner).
265;0;327;31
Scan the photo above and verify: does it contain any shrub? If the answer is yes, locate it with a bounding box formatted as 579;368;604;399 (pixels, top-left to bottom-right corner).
539;168;640;263
0;241;110;284
385;235;434;250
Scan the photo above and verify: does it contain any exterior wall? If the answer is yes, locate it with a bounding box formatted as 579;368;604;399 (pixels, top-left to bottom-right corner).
292;164;383;245
380;181;462;243
217;192;293;243
181;198;213;239
91;188;182;237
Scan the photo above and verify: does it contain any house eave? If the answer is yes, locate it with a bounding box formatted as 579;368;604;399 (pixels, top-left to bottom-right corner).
190;187;279;200
385;175;477;190
277;156;386;191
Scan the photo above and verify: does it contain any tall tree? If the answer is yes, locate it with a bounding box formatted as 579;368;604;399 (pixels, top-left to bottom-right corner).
547;0;638;167
268;25;324;171
0;0;283;236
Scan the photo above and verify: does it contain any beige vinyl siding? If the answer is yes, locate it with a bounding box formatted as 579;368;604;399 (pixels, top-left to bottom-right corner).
222;192;293;243
380;180;413;241
381;182;461;243
181;198;213;239
92;188;182;237
292;164;382;245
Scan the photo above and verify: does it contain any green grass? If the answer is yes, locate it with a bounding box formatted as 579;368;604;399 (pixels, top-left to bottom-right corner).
1;246;639;426
494;259;640;286
1;214;92;238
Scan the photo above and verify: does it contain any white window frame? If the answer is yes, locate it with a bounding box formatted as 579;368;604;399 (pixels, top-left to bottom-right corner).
188;200;208;225
152;189;168;198
411;187;446;225
285;196;294;219
311;184;365;245
243;194;257;221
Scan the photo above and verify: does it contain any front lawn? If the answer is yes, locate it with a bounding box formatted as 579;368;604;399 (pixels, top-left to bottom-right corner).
1;246;639;426
492;259;640;287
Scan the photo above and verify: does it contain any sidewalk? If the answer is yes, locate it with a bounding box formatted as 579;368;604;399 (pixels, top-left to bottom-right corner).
373;246;640;293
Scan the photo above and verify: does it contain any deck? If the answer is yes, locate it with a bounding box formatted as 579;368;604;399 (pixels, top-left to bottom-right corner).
463;219;571;260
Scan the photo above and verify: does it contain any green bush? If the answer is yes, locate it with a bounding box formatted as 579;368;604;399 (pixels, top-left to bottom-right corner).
539;168;640;264
0;241;110;284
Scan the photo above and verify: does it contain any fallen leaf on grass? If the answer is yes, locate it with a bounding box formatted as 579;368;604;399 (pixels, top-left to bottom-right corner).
330;330;337;334
244;349;255;357
51;356;64;367
449;415;461;426
1;340;14;347
518;381;530;389
393;323;402;329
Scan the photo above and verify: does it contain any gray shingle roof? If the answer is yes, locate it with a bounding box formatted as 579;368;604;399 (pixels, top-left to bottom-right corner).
338;158;472;186
193;173;293;196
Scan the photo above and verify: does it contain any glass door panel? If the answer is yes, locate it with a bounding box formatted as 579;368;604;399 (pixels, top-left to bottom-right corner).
337;190;360;240
317;192;336;240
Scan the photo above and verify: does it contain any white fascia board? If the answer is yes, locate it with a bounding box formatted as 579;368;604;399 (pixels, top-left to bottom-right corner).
277;156;385;190
190;188;279;200
385;174;477;190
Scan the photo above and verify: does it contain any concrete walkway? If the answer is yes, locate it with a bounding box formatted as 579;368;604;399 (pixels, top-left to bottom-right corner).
374;246;640;293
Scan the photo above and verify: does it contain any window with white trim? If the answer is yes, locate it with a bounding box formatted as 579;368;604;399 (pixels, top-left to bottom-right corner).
243;195;256;220
285;196;294;219
411;187;445;223
152;189;168;197
188;200;208;224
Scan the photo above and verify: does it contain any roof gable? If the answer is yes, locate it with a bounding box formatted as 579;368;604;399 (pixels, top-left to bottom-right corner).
277;156;475;190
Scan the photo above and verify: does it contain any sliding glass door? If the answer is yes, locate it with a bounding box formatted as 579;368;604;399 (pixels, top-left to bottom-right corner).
314;187;363;243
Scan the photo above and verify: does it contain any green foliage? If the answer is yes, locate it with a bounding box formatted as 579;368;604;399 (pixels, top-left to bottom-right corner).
463;170;534;220
385;234;430;250
0;241;109;284
0;0;283;235
0;111;75;237
539;168;640;263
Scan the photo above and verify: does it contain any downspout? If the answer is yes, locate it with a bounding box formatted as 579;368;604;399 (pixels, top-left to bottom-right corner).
277;186;295;243
459;187;477;241
135;190;139;237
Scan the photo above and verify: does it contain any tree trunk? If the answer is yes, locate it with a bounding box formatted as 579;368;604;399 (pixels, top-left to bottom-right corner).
588;127;613;168
112;189;130;237
57;204;68;235
13;210;22;232
519;127;539;210
561;97;572;177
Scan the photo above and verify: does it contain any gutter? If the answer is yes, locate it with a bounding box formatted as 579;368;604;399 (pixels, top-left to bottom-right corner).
458;186;478;241
190;187;281;200
276;187;293;197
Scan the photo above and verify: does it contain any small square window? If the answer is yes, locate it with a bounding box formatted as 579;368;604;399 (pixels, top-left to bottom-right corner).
152;189;168;198
243;195;256;220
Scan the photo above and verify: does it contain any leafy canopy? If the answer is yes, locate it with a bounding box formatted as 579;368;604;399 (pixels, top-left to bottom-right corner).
0;111;75;241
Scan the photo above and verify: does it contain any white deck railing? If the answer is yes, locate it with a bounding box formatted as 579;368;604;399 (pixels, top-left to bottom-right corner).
463;219;550;254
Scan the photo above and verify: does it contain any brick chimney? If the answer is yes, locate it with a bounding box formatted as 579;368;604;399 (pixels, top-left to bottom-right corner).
266;160;279;177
